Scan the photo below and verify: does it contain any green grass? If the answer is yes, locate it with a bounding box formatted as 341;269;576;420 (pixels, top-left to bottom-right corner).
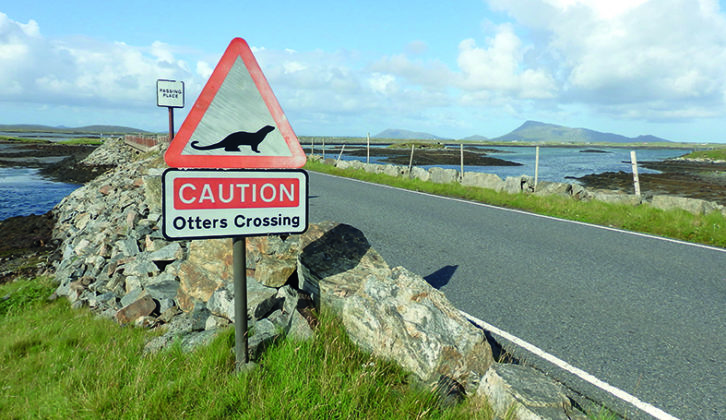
57;137;104;145
0;276;496;419
0;136;101;145
681;148;726;161
304;160;726;249
0;135;51;144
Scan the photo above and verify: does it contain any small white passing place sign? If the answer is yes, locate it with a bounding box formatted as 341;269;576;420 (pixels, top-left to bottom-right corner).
156;79;185;108
161;168;308;240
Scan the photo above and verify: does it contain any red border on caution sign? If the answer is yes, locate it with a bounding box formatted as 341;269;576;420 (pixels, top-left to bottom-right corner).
164;38;306;169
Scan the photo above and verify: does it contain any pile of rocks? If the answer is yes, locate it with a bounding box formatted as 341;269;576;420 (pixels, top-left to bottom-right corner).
49;140;589;419
80;136;139;166
50;141;316;354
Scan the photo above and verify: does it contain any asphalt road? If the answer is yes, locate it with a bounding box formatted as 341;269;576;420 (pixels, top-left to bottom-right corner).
307;171;726;420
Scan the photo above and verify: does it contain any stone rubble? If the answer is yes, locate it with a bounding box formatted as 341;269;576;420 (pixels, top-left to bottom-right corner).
48;139;607;419
51;141;317;358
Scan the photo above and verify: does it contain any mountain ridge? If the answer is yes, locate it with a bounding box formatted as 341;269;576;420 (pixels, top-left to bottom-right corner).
373;128;445;140
494;120;671;143
0;124;148;133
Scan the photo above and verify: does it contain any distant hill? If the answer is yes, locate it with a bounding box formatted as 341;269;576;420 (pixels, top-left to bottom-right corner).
0;124;148;134
461;134;489;141
493;121;671;143
75;125;149;133
374;128;445;140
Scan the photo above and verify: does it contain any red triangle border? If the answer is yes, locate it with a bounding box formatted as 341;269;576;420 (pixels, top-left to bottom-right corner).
165;38;306;169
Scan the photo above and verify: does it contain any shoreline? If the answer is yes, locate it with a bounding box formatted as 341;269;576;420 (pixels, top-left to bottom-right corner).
0;142;115;184
573;158;726;205
2;141;724;283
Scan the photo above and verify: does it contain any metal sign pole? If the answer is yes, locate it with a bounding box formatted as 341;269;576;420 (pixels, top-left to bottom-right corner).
168;107;175;141
233;236;249;369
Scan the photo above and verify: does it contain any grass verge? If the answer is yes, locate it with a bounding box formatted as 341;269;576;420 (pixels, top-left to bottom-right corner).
304;160;726;249
681;148;726;161
0;276;494;419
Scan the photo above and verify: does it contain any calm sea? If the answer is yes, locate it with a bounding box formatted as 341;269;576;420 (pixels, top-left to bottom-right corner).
0;145;690;222
338;145;690;183
0;166;80;221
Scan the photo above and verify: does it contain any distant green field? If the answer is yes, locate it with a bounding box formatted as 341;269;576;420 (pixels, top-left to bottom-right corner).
682;148;726;160
0;135;50;143
0;136;102;145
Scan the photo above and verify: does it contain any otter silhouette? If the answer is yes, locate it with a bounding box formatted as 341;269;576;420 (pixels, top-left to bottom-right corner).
190;125;275;153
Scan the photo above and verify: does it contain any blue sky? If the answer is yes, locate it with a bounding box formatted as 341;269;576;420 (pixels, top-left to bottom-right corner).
2;0;726;142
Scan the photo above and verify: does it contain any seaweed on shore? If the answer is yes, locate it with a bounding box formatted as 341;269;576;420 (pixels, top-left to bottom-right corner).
344;147;522;167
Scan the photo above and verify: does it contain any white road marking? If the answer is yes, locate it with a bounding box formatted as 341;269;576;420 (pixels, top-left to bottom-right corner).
462;311;680;420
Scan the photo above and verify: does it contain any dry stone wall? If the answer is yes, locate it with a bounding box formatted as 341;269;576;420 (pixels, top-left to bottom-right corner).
333;158;726;217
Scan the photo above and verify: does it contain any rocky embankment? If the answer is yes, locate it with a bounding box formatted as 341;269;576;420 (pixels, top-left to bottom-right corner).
32;139;590;419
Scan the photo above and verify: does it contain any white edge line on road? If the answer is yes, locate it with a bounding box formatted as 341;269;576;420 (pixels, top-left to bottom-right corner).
462;311;680;420
313;172;687;419
314;171;726;255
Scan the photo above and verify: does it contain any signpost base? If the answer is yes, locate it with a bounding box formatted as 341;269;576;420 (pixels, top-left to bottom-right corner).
233;236;249;370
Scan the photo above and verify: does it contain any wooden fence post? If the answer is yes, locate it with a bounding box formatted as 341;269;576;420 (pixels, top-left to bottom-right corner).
367;132;370;164
630;150;641;197
460;144;464;182
336;144;346;164
534;146;540;192
408;145;415;173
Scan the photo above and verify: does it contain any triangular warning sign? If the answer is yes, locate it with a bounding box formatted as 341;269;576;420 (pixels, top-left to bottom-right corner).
165;38;306;169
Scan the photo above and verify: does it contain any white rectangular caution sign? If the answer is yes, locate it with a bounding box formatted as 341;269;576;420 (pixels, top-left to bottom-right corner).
162;169;308;239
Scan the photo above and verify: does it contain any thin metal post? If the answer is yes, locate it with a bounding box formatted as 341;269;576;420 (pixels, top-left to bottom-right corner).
322;138;326;160
233;236;248;369
630;150;641;197
534;146;540;192
168;107;175;141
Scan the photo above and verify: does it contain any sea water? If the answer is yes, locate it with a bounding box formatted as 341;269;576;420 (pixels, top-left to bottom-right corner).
0;166;80;221
337;145;690;184
0;145;691;221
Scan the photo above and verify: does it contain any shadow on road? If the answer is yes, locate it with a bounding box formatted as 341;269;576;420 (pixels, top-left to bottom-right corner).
424;265;458;289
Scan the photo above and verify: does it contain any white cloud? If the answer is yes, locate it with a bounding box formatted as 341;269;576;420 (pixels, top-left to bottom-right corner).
0;13;198;110
368;73;396;94
486;0;726;120
370;53;452;89
196;61;213;79
4;3;726;137
283;60;306;74
150;40;175;64
456;24;557;99
542;0;649;19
